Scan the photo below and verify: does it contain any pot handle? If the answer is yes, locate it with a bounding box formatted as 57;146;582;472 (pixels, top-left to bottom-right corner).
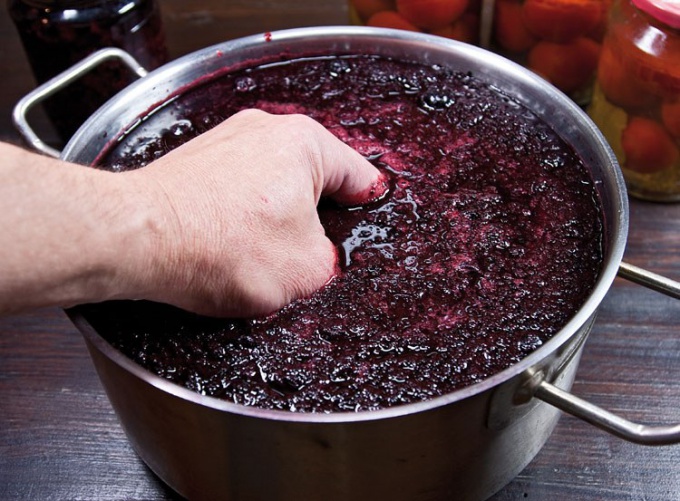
616;261;680;300
529;260;680;445
12;47;148;159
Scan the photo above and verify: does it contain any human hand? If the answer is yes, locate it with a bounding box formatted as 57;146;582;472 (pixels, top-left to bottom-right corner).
123;109;386;317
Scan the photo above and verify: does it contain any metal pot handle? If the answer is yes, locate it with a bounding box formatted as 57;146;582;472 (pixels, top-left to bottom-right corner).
12;47;148;158
530;260;680;445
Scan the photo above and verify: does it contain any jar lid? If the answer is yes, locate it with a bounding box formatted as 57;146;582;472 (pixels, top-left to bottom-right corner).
632;0;680;29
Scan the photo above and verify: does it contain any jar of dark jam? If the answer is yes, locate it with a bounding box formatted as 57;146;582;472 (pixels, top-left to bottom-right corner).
8;0;168;143
587;0;680;201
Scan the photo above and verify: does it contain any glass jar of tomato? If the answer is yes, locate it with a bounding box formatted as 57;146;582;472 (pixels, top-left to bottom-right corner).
587;0;680;201
348;0;486;46
491;0;610;105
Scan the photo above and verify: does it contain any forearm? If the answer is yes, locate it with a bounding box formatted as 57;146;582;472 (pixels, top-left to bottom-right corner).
0;142;156;314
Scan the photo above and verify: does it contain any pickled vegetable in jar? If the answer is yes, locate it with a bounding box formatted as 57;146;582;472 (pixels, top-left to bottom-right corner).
8;0;168;143
348;0;485;45
491;0;611;104
587;0;680;201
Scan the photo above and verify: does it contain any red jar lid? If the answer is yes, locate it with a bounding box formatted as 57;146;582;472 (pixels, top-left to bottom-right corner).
632;0;680;29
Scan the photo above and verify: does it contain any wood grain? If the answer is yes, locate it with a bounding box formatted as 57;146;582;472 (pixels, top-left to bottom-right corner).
1;1;679;499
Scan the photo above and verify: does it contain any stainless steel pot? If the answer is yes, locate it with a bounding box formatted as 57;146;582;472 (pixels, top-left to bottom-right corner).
14;27;680;501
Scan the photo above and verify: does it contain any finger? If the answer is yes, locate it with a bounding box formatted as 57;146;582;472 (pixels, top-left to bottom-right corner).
309;122;389;206
225;110;389;206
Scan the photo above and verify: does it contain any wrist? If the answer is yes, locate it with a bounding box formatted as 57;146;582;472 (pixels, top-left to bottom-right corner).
95;169;169;305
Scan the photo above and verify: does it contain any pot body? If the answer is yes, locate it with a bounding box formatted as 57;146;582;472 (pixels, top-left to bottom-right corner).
78;319;588;501
64;27;628;501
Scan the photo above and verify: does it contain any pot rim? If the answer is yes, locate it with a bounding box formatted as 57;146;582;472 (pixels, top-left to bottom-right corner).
66;26;629;424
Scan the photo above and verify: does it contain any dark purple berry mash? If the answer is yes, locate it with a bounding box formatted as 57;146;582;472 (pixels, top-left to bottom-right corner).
80;55;604;413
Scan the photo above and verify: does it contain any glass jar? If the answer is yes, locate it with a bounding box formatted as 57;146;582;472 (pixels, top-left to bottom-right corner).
587;0;680;201
491;0;611;105
8;0;168;143
348;0;485;45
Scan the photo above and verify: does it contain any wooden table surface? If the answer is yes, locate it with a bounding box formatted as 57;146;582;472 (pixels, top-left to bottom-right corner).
1;1;679;500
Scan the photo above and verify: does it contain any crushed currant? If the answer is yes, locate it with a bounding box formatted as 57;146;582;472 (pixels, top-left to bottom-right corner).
80;54;604;413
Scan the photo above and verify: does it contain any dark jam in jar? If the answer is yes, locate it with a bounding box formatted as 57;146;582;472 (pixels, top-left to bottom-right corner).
81;54;604;413
8;0;168;142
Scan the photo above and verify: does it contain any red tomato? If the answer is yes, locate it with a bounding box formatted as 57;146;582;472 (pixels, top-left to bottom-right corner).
527;37;600;93
522;0;604;43
586;0;612;41
431;13;479;43
661;101;680;139
396;0;469;30
621;117;680;173
367;10;421;31
351;0;397;22
494;0;537;53
596;44;659;111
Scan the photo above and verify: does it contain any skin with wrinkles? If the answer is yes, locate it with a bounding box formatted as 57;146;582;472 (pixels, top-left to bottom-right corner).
0;110;385;317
